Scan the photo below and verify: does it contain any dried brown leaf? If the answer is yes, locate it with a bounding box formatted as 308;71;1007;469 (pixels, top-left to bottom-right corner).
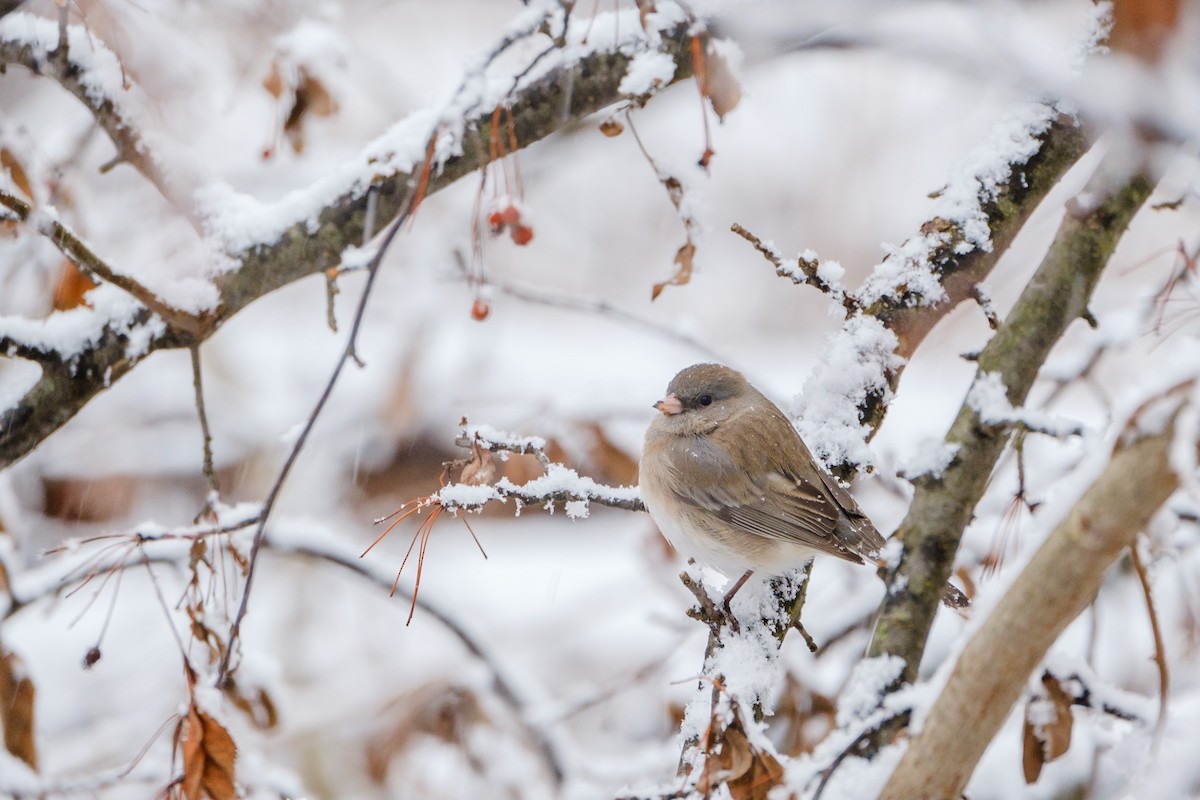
283;68;340;154
1022;672;1074;784
180;705;238;800
635;0;657;31
651;241;696;300
1;147;35;202
223;679;279;731
51;261;99;312
261;60;284;99
0;648;37;770
459;442;496;486
703;47;742;121
1111;0;1180;62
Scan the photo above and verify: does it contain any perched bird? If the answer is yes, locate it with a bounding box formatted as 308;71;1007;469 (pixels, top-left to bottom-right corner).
639;363;966;608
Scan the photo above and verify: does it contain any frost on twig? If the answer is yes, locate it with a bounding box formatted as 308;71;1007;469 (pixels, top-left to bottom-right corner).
441;419;643;515
730;222;853;310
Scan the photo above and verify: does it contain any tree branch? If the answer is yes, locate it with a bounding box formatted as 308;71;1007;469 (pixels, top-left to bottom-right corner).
867;166;1156;682
0;14;700;472
880;386;1194;800
0;16;194;220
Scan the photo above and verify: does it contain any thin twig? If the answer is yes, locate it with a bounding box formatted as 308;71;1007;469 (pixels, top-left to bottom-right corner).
189;345;220;501
730;222;856;312
282;540;565;785
487;277;724;360
215;161;427;688
1129;541;1169;750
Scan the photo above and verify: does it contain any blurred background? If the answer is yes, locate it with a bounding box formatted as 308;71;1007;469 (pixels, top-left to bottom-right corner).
2;1;1200;798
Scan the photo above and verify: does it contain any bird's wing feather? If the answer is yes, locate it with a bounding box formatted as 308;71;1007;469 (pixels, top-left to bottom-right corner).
663;420;867;563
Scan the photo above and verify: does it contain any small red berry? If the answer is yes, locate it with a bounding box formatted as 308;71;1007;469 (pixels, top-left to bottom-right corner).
499;205;521;226
471;298;491;320
510;225;533;246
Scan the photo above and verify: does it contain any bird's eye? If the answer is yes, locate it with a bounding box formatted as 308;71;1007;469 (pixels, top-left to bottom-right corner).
698;394;713;407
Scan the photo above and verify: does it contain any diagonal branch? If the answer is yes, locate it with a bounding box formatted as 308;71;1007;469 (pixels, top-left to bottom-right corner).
0;14;195;220
880;387;1194;799
867;165;1156;683
0;15;700;472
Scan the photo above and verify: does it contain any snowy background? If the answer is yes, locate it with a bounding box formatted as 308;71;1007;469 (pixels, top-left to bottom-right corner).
2;0;1200;798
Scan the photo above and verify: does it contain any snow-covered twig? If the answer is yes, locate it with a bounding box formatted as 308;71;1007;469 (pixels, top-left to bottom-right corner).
797;113;1089;475
216;174;423;689
443;421;643;514
0;14;195;221
730;222;853;311
0;189;202;337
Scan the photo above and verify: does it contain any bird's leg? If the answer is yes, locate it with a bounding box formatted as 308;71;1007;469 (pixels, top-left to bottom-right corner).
721;570;755;632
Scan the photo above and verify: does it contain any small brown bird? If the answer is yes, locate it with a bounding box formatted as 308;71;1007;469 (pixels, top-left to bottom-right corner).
639;363;886;594
640;364;970;611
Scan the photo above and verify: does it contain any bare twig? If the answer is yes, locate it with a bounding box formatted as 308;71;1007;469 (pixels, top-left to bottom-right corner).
189;345;220;501
1129;541;1169;749
486;277;724;360
216;163;426;688
730;222;856;312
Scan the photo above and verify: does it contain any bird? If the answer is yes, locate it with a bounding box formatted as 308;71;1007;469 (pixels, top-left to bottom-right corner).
639;362;966;609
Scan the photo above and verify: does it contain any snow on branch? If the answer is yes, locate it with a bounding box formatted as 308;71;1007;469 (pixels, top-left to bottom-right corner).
868;163;1155;685
967;371;1085;438
0;6;705;472
439;420;642;515
792;113;1089;475
0;13;196;219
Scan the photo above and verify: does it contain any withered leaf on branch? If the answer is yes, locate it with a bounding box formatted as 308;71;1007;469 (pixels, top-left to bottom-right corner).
703;47;741;121
459;441;496;486
283;68;340;154
180;706;238;800
651;241;696;300
698;714;784;800
0;647;37;770
1021;671;1074;784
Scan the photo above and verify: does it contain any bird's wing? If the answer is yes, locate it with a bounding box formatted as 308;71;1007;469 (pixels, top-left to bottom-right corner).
665;431;868;564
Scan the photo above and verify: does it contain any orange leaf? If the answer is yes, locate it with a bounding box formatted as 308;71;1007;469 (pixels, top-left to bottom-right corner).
0;648;37;770
1;147;35;202
1021;672;1075;784
261;60;284;99
599;117;624;137
52;260;98;311
179;705;238;800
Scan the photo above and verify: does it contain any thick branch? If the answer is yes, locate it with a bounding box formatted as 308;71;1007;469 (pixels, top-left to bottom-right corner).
880;389;1192;800
859;116;1090;440
0;18;698;472
867;168;1156;681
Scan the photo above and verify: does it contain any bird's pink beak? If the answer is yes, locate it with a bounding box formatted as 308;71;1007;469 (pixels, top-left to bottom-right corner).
654;393;683;415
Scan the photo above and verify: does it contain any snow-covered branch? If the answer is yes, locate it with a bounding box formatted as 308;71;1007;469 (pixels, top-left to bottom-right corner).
794;113;1089;474
868;164;1155;683
0;14;195;219
0;8;703;472
881;386;1194;799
